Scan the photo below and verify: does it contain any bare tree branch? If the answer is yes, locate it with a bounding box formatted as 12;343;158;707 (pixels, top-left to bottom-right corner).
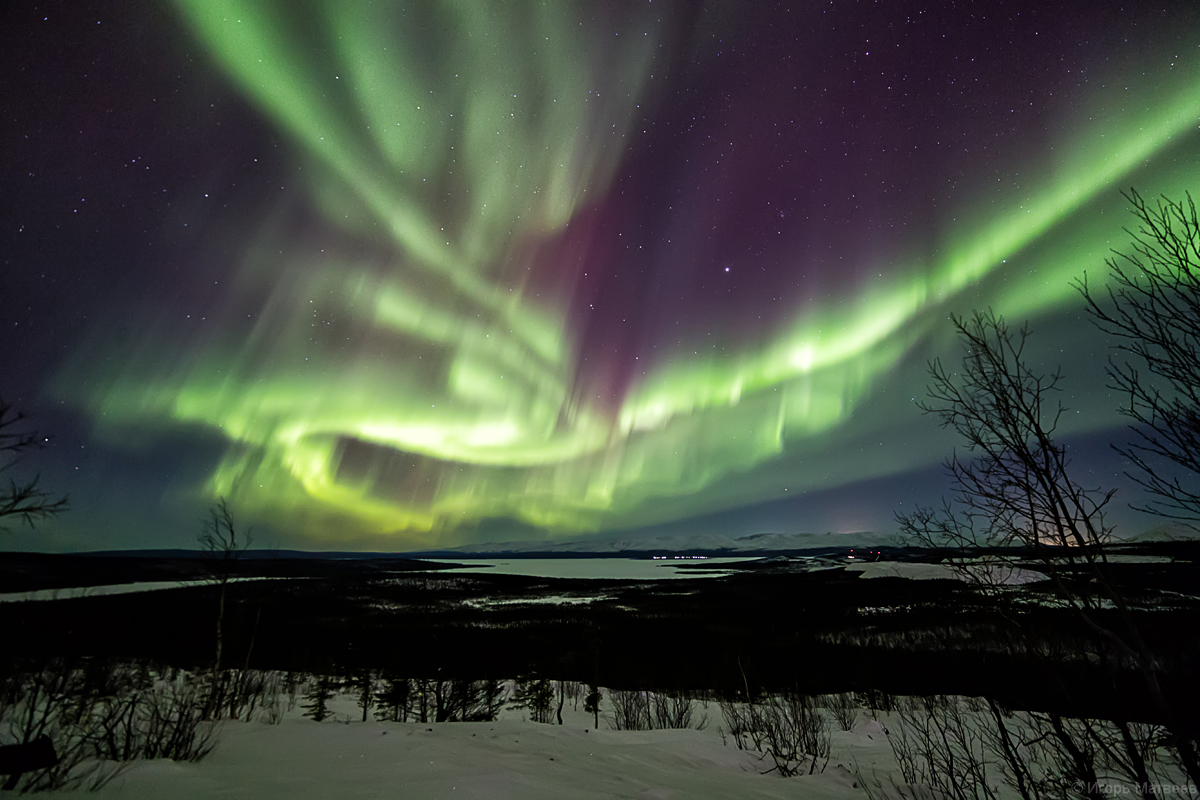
198;498;252;720
0;396;68;530
1078;189;1200;522
897;308;1200;785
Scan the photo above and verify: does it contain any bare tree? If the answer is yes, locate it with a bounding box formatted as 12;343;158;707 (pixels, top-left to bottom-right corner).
198;498;252;718
1079;189;1200;523
720;689;830;777
0;660;234;792
898;311;1116;558
875;694;1181;800
0;396;68;530
561;680;584;712
898;309;1199;786
825;692;858;732
888;696;999;800
854;688;895;719
651;691;704;730
896;311;1130;618
607;689;651;731
553;680;566;725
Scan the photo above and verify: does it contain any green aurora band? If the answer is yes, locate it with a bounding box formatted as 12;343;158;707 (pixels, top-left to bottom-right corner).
59;1;1200;547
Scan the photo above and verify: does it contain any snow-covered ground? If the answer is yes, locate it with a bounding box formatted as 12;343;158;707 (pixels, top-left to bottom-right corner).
22;685;1196;798
447;529;898;555
846;560;1048;584
425;556;748;580
0;577;291;604
36;693;894;800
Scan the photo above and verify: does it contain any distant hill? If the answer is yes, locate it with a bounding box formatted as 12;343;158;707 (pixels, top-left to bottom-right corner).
431;521;1200;555
1117;522;1200;543
59;522;1195;560
434;530;900;556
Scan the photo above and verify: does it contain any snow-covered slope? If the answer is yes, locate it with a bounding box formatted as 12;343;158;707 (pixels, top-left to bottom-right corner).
41;696;892;800
32;686;1191;798
1118;522;1200;543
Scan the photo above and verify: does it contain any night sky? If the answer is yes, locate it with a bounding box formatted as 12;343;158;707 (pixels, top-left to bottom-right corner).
4;1;1200;552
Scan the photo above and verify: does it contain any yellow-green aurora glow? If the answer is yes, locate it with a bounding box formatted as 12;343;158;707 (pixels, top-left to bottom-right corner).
51;1;1200;547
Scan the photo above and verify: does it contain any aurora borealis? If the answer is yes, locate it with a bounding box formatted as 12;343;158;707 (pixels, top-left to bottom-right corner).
5;1;1200;551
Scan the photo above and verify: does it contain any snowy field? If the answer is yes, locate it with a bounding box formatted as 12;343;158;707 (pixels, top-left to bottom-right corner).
15;680;1197;798
5;551;1177;603
32;691;890;799
424;557;749;580
0;577;295;604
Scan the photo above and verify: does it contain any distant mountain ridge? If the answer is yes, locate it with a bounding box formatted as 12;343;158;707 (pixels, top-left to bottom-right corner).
435;522;1200;555
1117;522;1200;543
53;522;1198;559
441;530;900;555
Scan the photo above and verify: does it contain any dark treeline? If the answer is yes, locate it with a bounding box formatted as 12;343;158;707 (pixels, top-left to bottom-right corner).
0;552;453;594
4;554;1198;726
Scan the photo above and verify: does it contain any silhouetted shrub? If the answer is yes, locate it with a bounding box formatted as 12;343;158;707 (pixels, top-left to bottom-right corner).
0;659;223;793
825;692;858;731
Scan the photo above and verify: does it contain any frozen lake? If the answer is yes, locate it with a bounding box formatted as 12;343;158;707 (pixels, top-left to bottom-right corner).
0;557;758;602
0;576;287;604
422;556;754;580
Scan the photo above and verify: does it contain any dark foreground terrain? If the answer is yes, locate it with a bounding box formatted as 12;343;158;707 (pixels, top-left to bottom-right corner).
3;543;1199;723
